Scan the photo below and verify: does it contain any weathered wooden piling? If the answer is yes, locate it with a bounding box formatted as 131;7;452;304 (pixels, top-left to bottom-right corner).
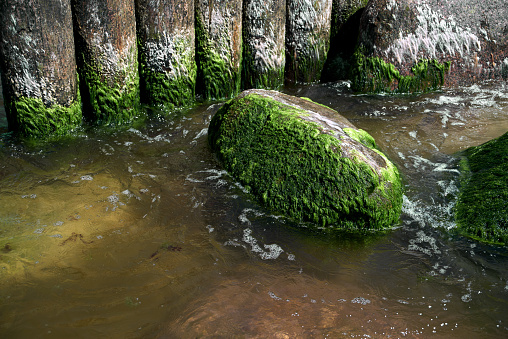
195;0;243;100
72;0;139;124
242;0;286;90
0;0;82;138
285;0;333;84
136;0;196;108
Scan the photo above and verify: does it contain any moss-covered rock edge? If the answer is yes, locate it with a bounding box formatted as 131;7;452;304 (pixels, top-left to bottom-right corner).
350;50;451;93
455;132;508;246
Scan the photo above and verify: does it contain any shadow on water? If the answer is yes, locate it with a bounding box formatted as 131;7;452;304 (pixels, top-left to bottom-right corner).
1;81;508;338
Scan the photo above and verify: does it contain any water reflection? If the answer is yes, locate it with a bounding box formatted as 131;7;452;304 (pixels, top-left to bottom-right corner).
1;81;508;338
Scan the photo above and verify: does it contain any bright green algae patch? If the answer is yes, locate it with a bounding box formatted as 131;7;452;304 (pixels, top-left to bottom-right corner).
209;91;403;231
79;56;140;125
195;11;241;100
351;50;451;93
6;95;82;138
455;132;508;245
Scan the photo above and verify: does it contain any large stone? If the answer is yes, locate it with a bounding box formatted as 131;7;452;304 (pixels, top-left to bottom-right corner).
208;89;403;231
195;0;242;100
72;0;140;124
352;0;508;92
0;0;81;138
285;0;333;84
242;0;286;90
135;0;196;108
456;132;508;246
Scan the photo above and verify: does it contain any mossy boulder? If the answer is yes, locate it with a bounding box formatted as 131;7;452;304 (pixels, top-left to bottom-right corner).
455;132;508;245
209;89;403;231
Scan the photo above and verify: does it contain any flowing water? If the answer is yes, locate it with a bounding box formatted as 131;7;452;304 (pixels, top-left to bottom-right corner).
0;80;507;338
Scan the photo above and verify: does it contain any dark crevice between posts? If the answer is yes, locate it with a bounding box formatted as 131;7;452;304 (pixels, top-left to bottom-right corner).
71;6;93;123
321;8;365;83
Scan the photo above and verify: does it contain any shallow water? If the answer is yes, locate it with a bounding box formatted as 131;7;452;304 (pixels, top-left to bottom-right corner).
0;81;507;338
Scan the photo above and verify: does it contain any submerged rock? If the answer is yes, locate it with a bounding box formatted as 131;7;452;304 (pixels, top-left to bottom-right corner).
209;89;403;231
352;0;508;93
456;132;508;246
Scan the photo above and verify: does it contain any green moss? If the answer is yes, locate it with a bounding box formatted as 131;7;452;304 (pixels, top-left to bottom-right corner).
287;35;329;83
79;52;140;125
344;127;377;149
6;93;82;138
455;132;508;245
209;93;403;231
195;11;241;100
350;50;450;93
138;39;196;108
241;44;284;90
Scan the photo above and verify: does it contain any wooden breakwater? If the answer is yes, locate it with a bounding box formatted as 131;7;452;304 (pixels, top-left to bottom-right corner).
0;0;338;138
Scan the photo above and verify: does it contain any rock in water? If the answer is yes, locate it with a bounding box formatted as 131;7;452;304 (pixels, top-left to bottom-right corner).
456;132;508;246
209;89;403;231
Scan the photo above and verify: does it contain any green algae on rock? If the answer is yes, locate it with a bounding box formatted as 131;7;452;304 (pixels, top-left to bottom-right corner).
209;89;403;231
350;50;450;93
455;132;508;246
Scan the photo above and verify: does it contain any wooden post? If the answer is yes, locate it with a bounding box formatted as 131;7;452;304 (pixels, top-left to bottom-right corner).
72;0;139;124
285;0;333;84
0;0;82;138
242;0;286;90
135;0;196;108
195;0;243;100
